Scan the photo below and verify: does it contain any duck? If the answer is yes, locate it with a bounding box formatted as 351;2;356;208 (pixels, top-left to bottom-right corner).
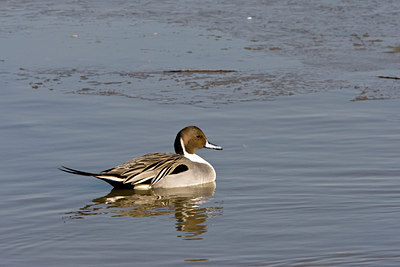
59;126;222;189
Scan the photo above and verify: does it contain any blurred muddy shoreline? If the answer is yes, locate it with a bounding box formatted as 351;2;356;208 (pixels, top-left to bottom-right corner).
1;0;399;105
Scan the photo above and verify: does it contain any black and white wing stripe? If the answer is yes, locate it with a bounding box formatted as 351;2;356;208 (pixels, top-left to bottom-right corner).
104;153;184;186
60;153;186;188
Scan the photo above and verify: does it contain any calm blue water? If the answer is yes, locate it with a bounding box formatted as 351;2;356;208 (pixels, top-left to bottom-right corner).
1;1;400;266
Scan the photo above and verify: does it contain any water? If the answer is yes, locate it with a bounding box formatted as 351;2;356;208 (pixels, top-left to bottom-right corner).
1;1;400;266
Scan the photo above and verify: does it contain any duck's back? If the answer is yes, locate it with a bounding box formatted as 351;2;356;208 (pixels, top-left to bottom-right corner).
103;153;182;184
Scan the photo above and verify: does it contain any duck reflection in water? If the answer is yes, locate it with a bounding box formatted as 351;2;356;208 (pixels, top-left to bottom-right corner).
65;182;222;240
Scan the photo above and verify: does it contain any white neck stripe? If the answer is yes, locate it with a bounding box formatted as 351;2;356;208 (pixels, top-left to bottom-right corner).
180;137;210;165
180;137;189;156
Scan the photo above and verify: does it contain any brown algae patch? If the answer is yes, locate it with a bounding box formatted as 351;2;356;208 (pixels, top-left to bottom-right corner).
17;66;400;106
385;46;400;54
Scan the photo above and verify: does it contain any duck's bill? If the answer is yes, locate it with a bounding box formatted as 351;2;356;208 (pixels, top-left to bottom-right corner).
205;141;223;150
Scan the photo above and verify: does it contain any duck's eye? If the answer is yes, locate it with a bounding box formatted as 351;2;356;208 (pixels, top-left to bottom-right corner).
196;135;201;138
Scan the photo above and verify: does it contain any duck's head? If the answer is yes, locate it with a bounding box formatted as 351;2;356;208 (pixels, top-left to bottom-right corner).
174;126;222;155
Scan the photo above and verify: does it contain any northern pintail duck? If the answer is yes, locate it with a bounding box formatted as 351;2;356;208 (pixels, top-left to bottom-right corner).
60;126;222;189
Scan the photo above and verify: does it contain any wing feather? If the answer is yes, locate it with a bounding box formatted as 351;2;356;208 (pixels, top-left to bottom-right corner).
102;153;183;186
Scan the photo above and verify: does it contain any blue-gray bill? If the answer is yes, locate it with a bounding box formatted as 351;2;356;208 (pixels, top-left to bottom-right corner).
205;141;222;150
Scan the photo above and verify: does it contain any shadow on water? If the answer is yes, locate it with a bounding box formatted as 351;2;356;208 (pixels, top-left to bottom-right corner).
65;182;222;240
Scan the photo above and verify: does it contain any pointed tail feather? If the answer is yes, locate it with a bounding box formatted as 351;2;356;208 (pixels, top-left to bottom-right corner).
59;166;133;189
59;166;100;177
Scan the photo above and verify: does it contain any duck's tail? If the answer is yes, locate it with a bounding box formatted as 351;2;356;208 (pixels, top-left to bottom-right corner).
59;166;131;189
59;166;100;176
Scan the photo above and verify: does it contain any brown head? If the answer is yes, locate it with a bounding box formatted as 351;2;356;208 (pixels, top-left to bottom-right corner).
174;126;222;155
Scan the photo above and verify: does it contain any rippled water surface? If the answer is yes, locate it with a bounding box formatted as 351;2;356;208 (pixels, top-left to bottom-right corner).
1;1;400;266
